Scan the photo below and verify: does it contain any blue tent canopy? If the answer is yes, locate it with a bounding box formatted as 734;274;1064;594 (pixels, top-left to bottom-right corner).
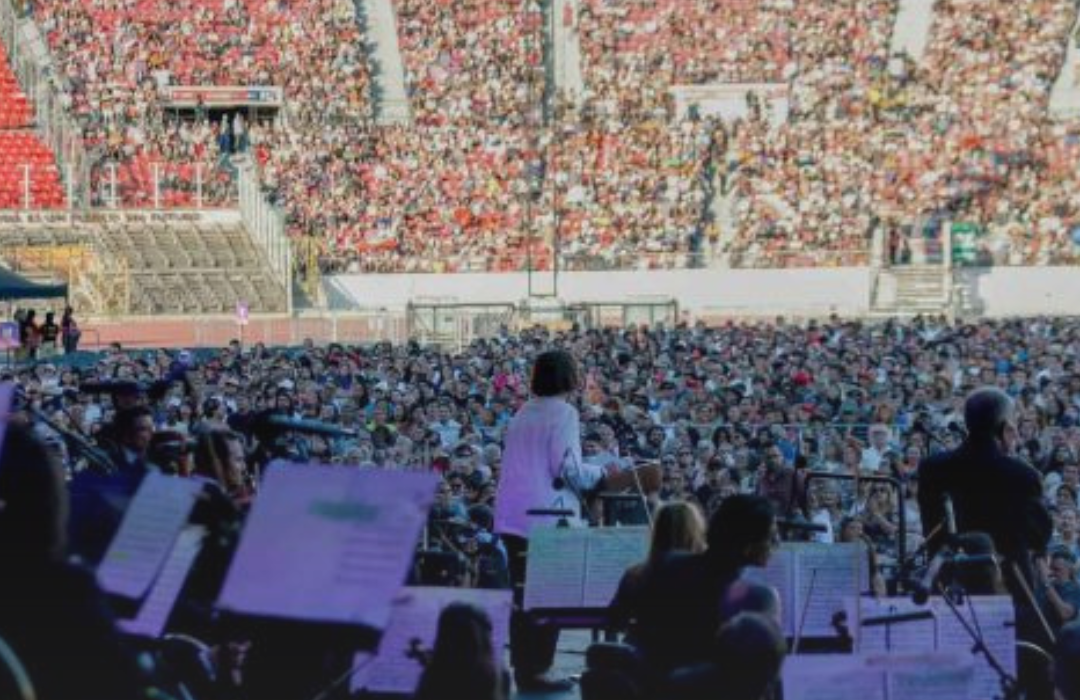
0;267;67;301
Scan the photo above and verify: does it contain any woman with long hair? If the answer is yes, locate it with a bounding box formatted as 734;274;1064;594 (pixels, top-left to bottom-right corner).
609;501;707;642
413;603;507;700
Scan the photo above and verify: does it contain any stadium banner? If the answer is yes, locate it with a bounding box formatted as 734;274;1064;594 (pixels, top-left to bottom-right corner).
670;83;789;127
0;210;239;226
161;86;284;108
951;221;981;265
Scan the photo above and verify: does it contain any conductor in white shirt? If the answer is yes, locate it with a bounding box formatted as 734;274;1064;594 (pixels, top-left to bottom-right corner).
494;349;611;693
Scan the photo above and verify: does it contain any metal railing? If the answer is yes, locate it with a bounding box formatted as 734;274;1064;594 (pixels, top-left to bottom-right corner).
88;161;238;210
0;163;69;210
804;472;909;576
319;249;716;275
237;160;293;312
728;247;871;269
0;1;88;207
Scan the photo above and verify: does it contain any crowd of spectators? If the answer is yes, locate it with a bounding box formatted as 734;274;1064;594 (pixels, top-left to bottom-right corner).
10;315;1080;593
724;0;1080;266
17;0;1080;269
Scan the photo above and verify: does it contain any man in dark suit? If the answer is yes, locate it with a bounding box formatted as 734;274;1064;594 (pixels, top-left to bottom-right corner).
68;405;158;565
918;387;1053;591
633;495;780;683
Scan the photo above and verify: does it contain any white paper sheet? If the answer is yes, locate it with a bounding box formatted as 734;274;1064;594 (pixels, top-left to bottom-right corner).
523;526;648;610
582;527;649;608
97;473;203;600
523;528;588;610
119;526;205;638
217;462;438;629
745;542;864;637
931;596;1015;700
859;598;938;654
784;653;973;700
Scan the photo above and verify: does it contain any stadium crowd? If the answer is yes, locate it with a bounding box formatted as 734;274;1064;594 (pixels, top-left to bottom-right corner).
21;0;1080;270
7;315;1080;576
4;315;1080;698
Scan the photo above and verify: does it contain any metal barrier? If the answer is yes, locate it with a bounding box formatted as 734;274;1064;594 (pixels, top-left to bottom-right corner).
236;161;293;312
728;248;871;269
804;472;909;580
89;161;238;210
77;312;412;349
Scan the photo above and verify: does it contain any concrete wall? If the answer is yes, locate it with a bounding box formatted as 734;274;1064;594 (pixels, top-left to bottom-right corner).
957;267;1080;316
327;268;874;316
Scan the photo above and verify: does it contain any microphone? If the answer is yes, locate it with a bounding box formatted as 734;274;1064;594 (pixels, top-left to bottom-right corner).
911;550;950;605
943;494;957;541
776;517;828;534
861;610;936;627
948;554;998;567
254;413;358;439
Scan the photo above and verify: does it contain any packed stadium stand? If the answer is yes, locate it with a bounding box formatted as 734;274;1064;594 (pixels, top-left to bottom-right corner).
0;42;64;209
0;0;1078;316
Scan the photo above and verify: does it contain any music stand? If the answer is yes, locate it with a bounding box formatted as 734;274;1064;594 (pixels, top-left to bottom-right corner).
934;582;1022;700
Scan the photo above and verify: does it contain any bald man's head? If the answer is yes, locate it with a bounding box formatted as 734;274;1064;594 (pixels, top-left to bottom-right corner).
964;387;1014;441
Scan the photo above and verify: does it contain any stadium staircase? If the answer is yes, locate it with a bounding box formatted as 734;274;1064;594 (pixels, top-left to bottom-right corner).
96;221;289;315
1050;10;1080;119
550;0;586;107
1;221;288;316
357;0;412;124
872;265;951;315
888;0;935;64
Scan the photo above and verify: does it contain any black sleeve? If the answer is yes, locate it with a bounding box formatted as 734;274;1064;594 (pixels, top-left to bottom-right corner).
609;565;646;631
917;458;945;551
1018;460;1053;555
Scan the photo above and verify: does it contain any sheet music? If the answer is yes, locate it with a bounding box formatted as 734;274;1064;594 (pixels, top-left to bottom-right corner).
98;473;203;600
743;548;795;635
119;526;205;638
783;655;887;700
859;598;938;654
886;661;974;700
796;543;864;637
217;462;438;629
785;654;972;700
523;528;589;610
931;596;1015;700
356;587;512;694
581;527;648;608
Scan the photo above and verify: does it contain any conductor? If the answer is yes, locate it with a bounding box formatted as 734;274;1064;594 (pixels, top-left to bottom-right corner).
494;349;612;692
918;387;1052;591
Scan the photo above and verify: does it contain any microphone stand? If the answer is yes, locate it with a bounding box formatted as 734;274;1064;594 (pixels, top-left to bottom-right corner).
934;580;1023;700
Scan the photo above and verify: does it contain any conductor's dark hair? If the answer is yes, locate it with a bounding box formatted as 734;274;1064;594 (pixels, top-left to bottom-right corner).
713;612;787;700
530;350;579;397
0;423;67;561
964;387;1013;439
706;494;775;561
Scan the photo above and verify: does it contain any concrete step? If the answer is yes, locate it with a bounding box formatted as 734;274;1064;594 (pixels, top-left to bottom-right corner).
889;0;936;64
357;0;412;124
1051;8;1080;119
